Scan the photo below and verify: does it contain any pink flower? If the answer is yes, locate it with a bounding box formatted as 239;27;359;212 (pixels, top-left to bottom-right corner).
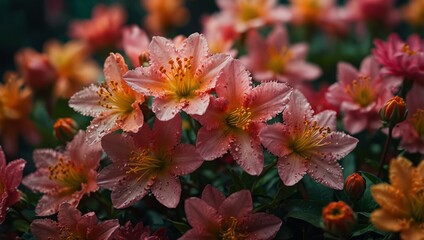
69;53;145;144
30;203;119;240
300;83;338;114
121;25;150;67
216;0;291;33
97;115;203;208
22;131;102;216
0;146;25;224
241;26;321;86
259;90;358;189
346;0;399;27
393;83;424;154
202;14;239;56
124;33;231;121
372;34;424;82
180;185;282;240
69;4;126;50
192;60;292;175
111;221;168;240
326;56;393;134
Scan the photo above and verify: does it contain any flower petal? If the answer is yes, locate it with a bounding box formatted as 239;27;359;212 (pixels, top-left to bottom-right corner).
306;154;344;190
179;229;217;240
86;113;120;144
180;33;209;71
184;93;210;116
32;149;61;169
259;123;292;157
277;154;307;186
284;90;314;129
245;212;282;240
170;144;203;175
201;185;226;210
371;184;410;217
103;53;128;83
120;102;144;133
196;127;233;160
370;209;410;232
124;67;167;96
69;85;104;117
149;36;178;68
319;132;358;160
151;95;185;121
97;164;126;190
313;110;337;131
57;203;82;228
151;174;181;208
338;62;359;85
185;197;222;231
4;159;25;189
88;219;120;240
66;130;102;169
389;156;415;193
230;130;264;176
219;190;252;220
111;177;149;209
30;219;60;240
196;53;231;93
152;115;182;151
101;133;135;163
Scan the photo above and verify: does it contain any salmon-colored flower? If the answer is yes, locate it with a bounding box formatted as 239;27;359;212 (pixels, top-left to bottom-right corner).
346;0;398;27
216;0;291;33
193;60;292;175
69;53;145;144
124;33;231;121
30;203;119;240
180;185;282;240
45;40;101;99
326;56;394;134
142;0;189;35
373;34;424;82
111;221;168;240
259;90;358;189
22;131;102;216
69;4;126;50
241;25;321;86
0;146;26;224
97;115;203;208
0;73;40;155
370;156;424;239
121;25;150;67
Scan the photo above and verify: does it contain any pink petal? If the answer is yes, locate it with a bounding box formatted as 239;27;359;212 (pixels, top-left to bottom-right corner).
123;67;167;97
4;159;25;189
216;60;251;108
35;193;76;216
152;115;182;151
337;62;359;85
170;144;204;175
30;219;60;240
248;82;291;122
196;127;233;160
201;185;226;210
32;149;61;169
343;112;367;134
131;121;154;149
151;174;182;208
313;110;337;131
122;25;149;67
104;53;128;83
22;169;63;193
180;33;209;72
67;131;102;169
149;36;178;68
277;154;307;186
284;90;314;130
360;56;379;79
290;43;308;60
245;30;268;71
306;154;344;190
111;177;149;209
184;93;210;116
259;123;292;157
179;229;217;240
151;96;185;121
120;102;144;133
197;54;232;93
185;197;222;230
192;97;226;130
286;62;321;80
86;113;121;144
101;133;135;163
319;132;359;160
267;25;289;51
219;190;252;220
269;6;292;22
97;164;126;190
245;212;282;240
69;85;104;117
58;203;82;228
230;130;264;176
89;219;120;240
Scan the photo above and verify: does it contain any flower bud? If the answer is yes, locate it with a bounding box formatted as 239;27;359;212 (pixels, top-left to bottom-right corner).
344;173;366;201
322;201;356;238
54;118;78;142
379;96;408;128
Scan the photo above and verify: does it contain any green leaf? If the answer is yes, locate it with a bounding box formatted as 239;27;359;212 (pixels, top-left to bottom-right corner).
166;219;190;234
283;199;326;228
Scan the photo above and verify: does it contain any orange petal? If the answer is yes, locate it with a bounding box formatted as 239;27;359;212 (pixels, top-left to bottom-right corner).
371;184;410;216
370;209;410;232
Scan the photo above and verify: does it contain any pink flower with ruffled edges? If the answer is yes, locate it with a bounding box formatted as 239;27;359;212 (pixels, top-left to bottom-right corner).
216;0;291;33
192;59;291;176
121;25;150;67
0;146;25;224
111;221;168;240
180;185;282;240
393;83;424;154
373;34;424;82
69;4;126;50
22;131;102;216
97;115;203;209
241;25;321;86
124;33;231;121
326;56;393;134
69;53;145;144
30;203;119;240
259;90;358;189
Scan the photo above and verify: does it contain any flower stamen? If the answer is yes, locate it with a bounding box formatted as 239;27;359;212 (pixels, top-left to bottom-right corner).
220;217;248;240
126;150;165;182
226;107;252;130
160;56;198;99
267;46;294;74
289;120;331;158
48;157;86;191
345;75;375;107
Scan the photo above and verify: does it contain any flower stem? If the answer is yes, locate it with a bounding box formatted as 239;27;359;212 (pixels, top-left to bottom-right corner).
378;126;393;178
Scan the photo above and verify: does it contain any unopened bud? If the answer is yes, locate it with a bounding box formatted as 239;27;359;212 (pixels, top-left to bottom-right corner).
344;173;366;201
322;201;356;238
54;118;78;142
379;96;408;128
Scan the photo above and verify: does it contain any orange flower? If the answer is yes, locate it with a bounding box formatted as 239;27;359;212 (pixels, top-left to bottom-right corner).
322;201;356;238
142;0;189;35
403;0;424;27
0;73;40;155
370;156;424;239
45;40;100;99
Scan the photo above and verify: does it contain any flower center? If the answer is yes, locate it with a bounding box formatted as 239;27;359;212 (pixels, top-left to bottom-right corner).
401;44;417;56
239;0;263;21
411;109;424;137
96;80;136;114
48;157;86;191
126;150;167;182
410;190;424;223
345;75;375;107
289;120;331;158
59;226;83;240
160;56;199;100
266;46;294;74
220;217;247;240
225;107;252;130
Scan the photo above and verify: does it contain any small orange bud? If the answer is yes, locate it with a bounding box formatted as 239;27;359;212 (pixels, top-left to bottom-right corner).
322;201;356;238
344;173;366;201
53;118;78;142
379;96;408;128
139;52;151;67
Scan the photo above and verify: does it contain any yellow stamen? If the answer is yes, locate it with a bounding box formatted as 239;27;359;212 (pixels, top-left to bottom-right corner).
226;107;252;130
266;46;294;74
401;44;417;56
126;150;167;182
345;75;375;107
220;217;248;240
289;120;331;158
96;80;135;114
411;109;424;137
59;226;82;240
48;157;86;191
161;56;198;100
239;0;264;21
409;190;424;223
